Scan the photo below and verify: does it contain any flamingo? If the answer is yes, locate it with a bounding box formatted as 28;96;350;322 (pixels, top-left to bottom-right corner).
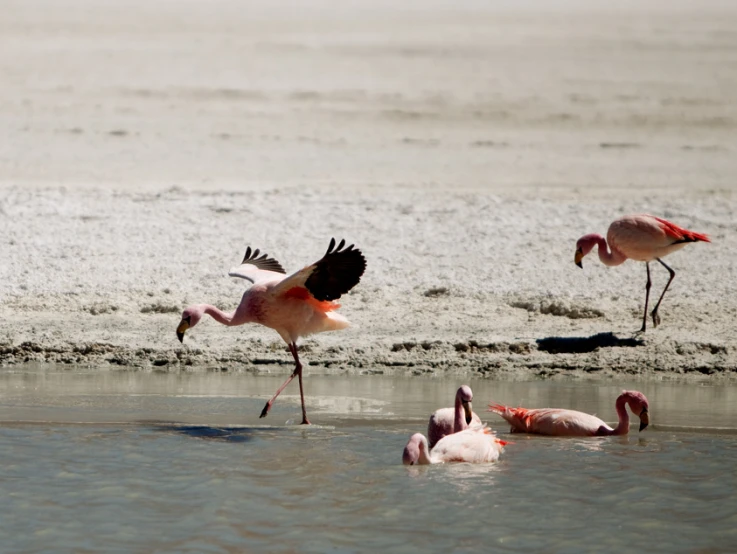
574;214;709;331
488;390;650;436
427;385;483;448
402;426;506;465
176;238;366;425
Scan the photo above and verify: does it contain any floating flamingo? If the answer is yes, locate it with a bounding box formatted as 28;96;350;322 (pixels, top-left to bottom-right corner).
574;214;709;331
488;390;650;436
427;385;483;448
176;238;366;424
402;426;506;465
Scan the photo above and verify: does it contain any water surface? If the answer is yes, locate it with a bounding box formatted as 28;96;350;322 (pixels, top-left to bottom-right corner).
1;368;735;553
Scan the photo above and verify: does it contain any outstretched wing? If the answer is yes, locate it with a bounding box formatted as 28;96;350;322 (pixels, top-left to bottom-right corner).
272;238;366;301
228;246;287;285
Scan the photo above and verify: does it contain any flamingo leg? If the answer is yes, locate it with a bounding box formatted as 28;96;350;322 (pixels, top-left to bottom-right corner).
259;343;310;424
640;262;652;332
651;257;676;328
294;346;310;425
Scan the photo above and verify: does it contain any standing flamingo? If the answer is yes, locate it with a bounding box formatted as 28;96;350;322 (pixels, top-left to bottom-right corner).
402;426;506;465
574;214;709;331
427;385;483;448
488;390;650;436
176;238;366;425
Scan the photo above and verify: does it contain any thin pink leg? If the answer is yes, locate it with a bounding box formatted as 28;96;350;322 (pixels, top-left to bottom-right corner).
640;262;652;332
651;257;676;328
296;351;310;425
259;343;310;424
259;343;299;419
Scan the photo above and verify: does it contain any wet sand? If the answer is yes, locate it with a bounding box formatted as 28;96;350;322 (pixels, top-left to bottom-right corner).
1;0;736;379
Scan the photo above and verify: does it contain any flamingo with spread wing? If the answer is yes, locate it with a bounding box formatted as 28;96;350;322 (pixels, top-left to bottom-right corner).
176;238;366;424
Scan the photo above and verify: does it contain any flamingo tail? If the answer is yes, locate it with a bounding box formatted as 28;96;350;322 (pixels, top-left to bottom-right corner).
488;403;532;431
653;216;710;243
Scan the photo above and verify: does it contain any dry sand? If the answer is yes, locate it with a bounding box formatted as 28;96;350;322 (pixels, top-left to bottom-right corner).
1;0;736;380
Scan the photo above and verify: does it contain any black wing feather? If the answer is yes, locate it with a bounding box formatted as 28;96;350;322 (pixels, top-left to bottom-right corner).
305;238;366;301
240;246;286;274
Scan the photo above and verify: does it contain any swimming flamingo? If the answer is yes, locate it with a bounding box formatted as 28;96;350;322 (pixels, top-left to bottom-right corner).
176;238;366;425
574;214;709;331
402;426;506;465
427;385;483;448
488;390;650;436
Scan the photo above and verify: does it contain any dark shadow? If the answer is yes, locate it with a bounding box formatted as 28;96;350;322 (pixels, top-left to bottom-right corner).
536;332;644;354
148;424;258;443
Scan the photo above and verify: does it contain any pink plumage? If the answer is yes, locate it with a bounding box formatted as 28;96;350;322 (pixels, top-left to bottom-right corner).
575;214;709;331
488;390;650;437
427;385;483;448
402;426;506;465
176;239;366;425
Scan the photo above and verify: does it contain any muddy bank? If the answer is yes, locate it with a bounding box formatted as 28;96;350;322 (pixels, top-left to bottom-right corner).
1;185;735;382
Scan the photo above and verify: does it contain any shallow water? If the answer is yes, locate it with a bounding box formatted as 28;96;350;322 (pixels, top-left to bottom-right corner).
1;368;736;553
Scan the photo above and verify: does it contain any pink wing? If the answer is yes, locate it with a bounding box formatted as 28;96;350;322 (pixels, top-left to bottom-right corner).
228;246;287;285
607;214;710;261
489;404;611;436
431;427;505;463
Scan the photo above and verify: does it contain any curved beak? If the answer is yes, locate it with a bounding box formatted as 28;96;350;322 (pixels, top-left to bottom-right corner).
574;248;584;269
176;318;190;343
462;400;473;425
639;407;650;432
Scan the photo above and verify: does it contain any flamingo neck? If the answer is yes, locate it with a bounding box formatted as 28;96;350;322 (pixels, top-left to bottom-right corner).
454;395;467;433
593;235;626;267
611;395;631;435
418;438;433;465
203;304;238;326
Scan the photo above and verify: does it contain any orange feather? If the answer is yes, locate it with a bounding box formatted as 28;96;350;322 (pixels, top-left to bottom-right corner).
283;287;341;312
653;216;710;243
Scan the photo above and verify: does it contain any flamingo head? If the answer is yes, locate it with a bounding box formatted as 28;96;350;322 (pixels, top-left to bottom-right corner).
402;433;429;466
574;234;599;268
457;385;474;424
623;390;650;431
176;305;204;343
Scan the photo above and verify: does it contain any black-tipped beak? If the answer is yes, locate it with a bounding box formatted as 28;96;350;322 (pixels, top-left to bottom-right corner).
639;407;650;432
463;400;473;425
574;248;583;268
176;318;190;343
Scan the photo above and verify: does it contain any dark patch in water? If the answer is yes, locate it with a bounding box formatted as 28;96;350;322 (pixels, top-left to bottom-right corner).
152;425;256;443
536;332;644;354
599;142;640;149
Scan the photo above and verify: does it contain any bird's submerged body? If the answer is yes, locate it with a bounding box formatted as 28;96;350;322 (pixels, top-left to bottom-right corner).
177;239;366;424
488;390;650;437
402;426;505;465
488;406;614;436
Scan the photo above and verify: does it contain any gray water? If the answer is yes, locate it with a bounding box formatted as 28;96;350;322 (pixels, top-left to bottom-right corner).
1;368;736;553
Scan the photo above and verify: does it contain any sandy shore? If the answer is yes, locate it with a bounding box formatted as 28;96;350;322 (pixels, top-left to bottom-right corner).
1;0;736;380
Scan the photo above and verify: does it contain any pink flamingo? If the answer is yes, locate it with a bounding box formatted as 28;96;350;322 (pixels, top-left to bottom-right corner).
427;385;483;448
176;238;366;425
575;214;709;331
488;390;650;436
402;426;506;465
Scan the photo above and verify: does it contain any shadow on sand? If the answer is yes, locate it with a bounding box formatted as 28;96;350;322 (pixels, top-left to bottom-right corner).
536;332;644;354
